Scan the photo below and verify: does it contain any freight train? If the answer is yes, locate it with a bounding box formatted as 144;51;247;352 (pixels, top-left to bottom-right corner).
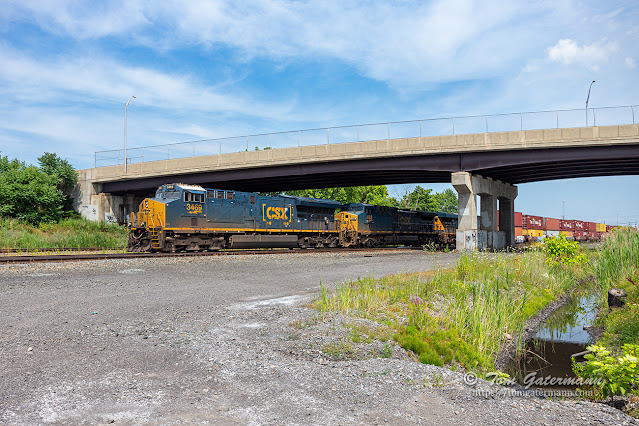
514;212;620;243
127;183;457;252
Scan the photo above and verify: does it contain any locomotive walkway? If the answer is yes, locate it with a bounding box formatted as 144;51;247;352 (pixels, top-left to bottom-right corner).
75;105;639;250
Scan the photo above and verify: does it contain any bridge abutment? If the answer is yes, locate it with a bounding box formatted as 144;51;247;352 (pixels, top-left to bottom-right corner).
72;169;143;224
452;172;517;251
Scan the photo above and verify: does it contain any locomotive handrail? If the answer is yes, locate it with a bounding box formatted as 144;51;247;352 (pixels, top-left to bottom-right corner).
95;104;639;167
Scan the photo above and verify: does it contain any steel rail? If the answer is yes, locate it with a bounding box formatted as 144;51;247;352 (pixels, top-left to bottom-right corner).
0;246;426;264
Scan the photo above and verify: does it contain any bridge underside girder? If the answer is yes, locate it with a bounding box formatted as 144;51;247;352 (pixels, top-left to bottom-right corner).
102;144;639;195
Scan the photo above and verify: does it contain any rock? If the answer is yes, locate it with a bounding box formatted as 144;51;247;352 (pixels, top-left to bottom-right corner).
608;288;628;308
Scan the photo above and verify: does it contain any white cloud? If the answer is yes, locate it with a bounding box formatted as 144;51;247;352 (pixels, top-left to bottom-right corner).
547;38;619;70
626;57;636;68
0;44;293;119
0;0;566;87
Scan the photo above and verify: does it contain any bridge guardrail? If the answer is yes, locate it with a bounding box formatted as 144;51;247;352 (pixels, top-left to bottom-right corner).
94;105;638;168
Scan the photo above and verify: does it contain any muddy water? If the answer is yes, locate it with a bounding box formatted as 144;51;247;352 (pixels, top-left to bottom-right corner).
507;294;599;390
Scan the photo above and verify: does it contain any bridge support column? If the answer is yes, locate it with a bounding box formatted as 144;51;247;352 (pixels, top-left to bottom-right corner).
452;172;517;251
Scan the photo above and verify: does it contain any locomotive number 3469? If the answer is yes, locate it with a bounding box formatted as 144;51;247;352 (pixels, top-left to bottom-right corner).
186;203;203;213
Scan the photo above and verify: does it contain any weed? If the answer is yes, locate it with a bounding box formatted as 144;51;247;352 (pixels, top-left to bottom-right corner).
380;343;393;358
321;341;358;359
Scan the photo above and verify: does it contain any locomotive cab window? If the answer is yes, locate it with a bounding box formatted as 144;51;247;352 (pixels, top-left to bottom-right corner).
216;191;224;199
249;195;256;204
184;191;204;203
226;192;235;200
207;190;215;199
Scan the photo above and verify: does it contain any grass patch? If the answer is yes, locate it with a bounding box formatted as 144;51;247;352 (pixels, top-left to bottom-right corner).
0;217;128;249
316;251;582;374
589;228;639;349
321;341;358;360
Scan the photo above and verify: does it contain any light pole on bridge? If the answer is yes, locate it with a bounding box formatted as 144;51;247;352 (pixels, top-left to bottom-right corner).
586;80;595;126
124;95;136;174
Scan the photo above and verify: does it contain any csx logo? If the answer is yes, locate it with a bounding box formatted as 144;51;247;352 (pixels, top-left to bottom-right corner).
263;205;290;221
400;216;411;225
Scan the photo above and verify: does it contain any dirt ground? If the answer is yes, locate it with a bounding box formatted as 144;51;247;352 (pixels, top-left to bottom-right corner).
0;251;635;425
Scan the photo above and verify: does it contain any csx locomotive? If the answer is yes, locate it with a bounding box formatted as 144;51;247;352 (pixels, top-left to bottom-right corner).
127;183;456;252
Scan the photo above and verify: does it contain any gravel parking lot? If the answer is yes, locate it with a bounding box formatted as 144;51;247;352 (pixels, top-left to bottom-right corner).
0;251;636;425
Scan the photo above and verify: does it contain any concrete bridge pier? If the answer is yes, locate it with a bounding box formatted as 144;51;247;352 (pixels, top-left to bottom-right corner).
452;172;518;251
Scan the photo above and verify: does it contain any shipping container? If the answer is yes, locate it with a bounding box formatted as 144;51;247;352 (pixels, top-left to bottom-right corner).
514;212;523;228
596;223;607;232
606;225;614;232
515;227;523;237
587;231;599;240
544;217;560;231
524;215;544;229
523;229;544;237
585;222;596;232
570;220;585;231
560;220;574;231
546;230;560;238
560;231;574;240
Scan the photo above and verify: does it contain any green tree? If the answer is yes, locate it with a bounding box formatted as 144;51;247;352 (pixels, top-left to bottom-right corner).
37;152;78;212
38;152;78;191
284;186;394;205
398;186;437;211
430;188;458;213
0;152;77;224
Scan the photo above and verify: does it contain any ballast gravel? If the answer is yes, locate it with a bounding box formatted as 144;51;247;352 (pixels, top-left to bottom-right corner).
0;251;636;425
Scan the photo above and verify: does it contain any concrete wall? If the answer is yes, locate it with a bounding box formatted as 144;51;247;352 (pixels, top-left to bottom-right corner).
73;169;144;223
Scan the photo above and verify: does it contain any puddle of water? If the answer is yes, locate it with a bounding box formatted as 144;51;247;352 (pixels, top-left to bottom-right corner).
507;293;599;390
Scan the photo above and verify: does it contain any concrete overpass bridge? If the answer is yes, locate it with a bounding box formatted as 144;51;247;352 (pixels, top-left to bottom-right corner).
75;106;639;250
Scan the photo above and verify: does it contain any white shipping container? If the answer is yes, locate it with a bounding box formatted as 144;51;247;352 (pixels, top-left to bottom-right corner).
546;230;560;238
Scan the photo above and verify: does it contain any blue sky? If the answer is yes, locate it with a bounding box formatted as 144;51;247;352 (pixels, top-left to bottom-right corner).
0;0;638;225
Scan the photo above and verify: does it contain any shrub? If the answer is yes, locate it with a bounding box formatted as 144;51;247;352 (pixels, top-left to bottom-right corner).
572;344;639;400
543;236;586;265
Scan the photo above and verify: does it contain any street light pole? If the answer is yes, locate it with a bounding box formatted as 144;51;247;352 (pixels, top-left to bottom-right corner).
562;200;565;220
124;95;136;173
586;80;595;126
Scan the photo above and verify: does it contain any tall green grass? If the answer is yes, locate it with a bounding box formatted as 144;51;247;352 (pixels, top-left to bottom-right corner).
589;228;639;348
0;217;128;249
317;252;580;372
591;228;639;291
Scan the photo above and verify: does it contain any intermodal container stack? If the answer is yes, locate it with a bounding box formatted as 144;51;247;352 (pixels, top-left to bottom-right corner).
544;217;560;238
514;212;523;228
585;222;597;240
560;219;575;231
524;215;544;229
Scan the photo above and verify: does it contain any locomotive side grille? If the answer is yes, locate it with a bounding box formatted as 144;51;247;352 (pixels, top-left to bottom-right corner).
191;218;198;227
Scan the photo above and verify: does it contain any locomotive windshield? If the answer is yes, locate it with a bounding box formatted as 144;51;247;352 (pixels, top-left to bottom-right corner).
184;191;204;203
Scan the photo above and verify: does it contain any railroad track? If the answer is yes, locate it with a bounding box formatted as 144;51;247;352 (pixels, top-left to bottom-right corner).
0;246;426;264
0;247;125;254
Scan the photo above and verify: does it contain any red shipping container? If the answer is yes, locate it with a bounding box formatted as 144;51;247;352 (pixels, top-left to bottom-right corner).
606;225;614;232
571;220;585;230
514;211;523;228
524;215;544;229
545;218;560;231
585;222;596;232
560;219;574;231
